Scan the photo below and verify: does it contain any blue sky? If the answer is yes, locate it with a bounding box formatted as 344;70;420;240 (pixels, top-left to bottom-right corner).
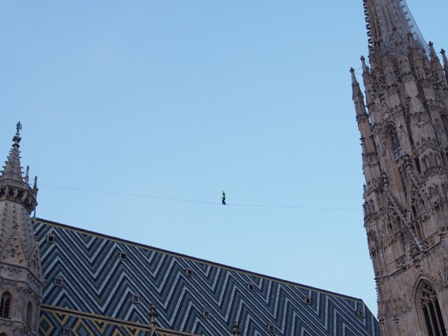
1;1;447;317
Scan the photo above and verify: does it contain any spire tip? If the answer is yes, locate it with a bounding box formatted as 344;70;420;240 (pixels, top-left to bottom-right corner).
16;121;22;135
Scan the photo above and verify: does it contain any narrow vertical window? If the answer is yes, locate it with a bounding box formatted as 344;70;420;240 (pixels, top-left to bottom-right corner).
419;281;447;336
0;292;12;318
26;302;33;328
387;126;408;196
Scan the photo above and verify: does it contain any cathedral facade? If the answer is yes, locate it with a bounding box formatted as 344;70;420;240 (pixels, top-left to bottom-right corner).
352;0;448;335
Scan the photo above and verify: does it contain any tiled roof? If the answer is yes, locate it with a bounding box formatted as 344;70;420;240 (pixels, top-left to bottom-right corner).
35;218;380;336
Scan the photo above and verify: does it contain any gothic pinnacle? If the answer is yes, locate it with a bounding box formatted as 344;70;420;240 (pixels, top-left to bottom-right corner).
361;56;368;72
350;67;357;85
1;122;24;182
429;41;437;59
33;176;39;193
350;67;365;102
428;41;445;82
441;49;448;76
0;123;38;213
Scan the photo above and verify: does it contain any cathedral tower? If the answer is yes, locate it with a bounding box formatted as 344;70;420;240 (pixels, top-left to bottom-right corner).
351;0;448;334
0;124;42;336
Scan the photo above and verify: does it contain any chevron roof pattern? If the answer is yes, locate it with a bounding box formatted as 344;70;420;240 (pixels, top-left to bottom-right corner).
39;305;197;336
34;218;380;336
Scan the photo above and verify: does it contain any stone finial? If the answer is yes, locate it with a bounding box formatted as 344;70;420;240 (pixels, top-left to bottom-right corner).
16;121;22;135
25;165;30;183
147;304;158;336
149;304;158;327
429;41;437;59
33;176;39;194
360;56;369;73
1;124;24;181
441;49;448;74
350;67;357;85
232;321;240;336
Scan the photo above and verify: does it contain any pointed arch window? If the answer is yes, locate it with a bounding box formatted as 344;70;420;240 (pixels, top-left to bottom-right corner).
0;292;12;318
387;126;408;193
419;281;447;336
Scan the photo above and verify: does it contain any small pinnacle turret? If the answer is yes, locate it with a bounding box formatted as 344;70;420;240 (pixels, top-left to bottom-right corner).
0;122;38;214
1;122;25;182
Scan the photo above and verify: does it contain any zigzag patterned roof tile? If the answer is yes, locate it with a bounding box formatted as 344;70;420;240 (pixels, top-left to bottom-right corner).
35;218;380;336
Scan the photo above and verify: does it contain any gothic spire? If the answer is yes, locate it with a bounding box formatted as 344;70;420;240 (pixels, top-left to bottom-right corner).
0;122;43;335
363;0;426;53
353;0;448;333
1;122;24;181
0;123;38;213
